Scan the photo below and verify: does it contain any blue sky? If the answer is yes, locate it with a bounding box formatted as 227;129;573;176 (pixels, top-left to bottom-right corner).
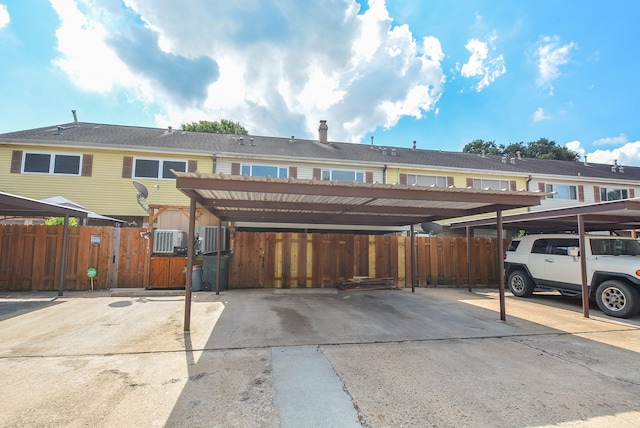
1;1;639;165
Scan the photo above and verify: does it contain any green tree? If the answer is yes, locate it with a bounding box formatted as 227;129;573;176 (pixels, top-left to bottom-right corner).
522;138;579;161
44;217;78;226
465;137;580;161
181;119;249;134
462;139;504;155
502;142;527;158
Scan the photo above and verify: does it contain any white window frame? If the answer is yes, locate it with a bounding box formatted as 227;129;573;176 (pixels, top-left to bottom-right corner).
22;151;83;176
321;168;365;183
240;164;289;178
545;184;577;200
600;187;628;201
472;178;510;190
406;174;448;187
133;157;187;180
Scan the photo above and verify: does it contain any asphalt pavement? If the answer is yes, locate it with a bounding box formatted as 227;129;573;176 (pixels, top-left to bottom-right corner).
1;287;640;427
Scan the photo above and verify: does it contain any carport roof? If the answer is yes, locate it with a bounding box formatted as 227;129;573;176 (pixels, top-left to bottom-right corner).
0;191;89;218
173;172;547;226
450;198;640;232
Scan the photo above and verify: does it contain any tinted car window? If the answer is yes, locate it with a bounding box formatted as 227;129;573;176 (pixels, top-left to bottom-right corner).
591;239;640;256
531;239;549;254
551;238;579;255
507;240;520;251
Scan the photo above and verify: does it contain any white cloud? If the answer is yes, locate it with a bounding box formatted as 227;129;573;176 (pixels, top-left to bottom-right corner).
593;133;627;146
565;140;585;158
49;0;446;143
535;36;577;95
0;4;9;29
460;33;506;91
566;140;640;167
532;107;550;122
49;0;154;100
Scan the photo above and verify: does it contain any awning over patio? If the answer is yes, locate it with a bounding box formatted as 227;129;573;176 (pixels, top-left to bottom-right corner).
173;172;550;330
449;198;640;233
173;172;547;227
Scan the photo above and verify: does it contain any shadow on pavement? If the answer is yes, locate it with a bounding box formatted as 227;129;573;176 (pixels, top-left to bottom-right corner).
0;299;63;322
165;288;640;427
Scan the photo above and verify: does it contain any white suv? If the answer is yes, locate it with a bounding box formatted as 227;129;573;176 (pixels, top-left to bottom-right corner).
504;234;640;318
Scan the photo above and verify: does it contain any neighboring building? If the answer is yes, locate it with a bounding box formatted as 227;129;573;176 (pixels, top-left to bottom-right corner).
2;112;640;233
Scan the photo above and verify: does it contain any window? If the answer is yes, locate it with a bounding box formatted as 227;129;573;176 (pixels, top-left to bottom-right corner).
551;239;579;255
531;238;578;255
22;152;82;175
545;184;577;199
322;169;365;183
591;238;640;256
406;174;448;187
472;178;510;190
134;158;186;179
507;240;521;252
531;239;549;254
600;187;628;201
241;164;288;178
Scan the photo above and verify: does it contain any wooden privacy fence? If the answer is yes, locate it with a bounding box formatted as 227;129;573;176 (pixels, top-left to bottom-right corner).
229;232;505;289
0;225;150;291
0;226;505;291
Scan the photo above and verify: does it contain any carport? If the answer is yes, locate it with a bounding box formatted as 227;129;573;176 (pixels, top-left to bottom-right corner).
173;172;548;331
0;191;89;296
450;198;640;318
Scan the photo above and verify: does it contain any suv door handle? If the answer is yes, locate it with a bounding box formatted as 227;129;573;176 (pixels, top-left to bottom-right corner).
545;258;555;263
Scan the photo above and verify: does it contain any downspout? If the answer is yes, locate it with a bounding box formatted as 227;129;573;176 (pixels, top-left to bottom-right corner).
383;164;387;184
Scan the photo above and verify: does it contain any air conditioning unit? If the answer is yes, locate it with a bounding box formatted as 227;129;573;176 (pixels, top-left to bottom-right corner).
153;230;186;254
197;226;227;254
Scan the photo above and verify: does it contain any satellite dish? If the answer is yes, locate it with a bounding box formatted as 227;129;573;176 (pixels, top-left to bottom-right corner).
421;222;443;235
133;181;149;199
132;181;158;214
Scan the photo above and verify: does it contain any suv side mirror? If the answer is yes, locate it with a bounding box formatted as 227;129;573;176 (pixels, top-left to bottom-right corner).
567;247;579;257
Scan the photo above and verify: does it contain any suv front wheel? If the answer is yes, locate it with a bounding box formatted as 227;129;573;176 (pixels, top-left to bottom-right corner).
594;280;640;318
508;270;534;297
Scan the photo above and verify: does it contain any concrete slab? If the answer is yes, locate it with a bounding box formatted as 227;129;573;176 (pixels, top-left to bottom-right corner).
271;345;361;427
1;287;640;426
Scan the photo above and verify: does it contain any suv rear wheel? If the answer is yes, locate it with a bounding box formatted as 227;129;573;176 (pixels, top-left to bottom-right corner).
594;280;640;318
508;270;534;297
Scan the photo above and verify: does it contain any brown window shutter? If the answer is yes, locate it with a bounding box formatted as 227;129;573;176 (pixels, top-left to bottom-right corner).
188;160;197;172
466;178;473;188
313;168;321;180
81;154;93;176
399;173;407;185
122;156;133;178
10;150;23;173
231;162;240;175
578;185;584;202
630;188;635;199
593;186;601;203
447;177;454;187
288;166;297;179
538;182;545;192
510;180;516;191
365;171;373;183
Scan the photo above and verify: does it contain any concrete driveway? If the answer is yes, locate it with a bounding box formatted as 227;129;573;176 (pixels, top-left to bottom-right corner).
1;287;640;427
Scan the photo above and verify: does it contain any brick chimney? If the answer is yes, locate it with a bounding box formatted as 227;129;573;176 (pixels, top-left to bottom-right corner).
318;120;328;143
